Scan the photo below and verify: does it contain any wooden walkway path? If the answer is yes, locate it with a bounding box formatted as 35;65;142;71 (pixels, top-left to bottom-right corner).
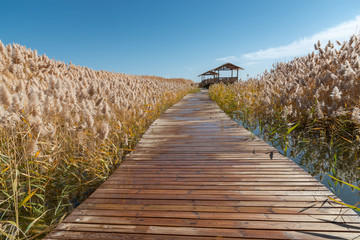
46;90;360;239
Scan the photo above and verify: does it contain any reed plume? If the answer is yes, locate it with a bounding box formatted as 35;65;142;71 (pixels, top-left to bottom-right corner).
0;40;194;239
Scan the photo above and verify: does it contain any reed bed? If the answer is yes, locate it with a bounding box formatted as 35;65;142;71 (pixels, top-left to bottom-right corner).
209;34;360;210
0;41;194;239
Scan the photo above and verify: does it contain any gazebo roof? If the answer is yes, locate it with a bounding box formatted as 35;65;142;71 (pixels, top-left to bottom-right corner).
212;63;244;71
198;70;219;77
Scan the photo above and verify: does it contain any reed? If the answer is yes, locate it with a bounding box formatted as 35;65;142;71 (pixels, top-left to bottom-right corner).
209;34;360;211
0;41;195;239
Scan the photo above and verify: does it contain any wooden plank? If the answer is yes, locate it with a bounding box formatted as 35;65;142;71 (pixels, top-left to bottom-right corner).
76;203;351;215
94;189;332;196
99;184;327;191
69;208;360;222
50;223;360;239
46;231;250;240
87;193;333;202
110;170;310;174
82;198;342;208
102;179;321;184
101;177;319;182
62;216;360;232
44;90;360;239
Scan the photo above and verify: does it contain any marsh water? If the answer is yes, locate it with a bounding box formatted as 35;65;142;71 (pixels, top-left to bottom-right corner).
233;114;360;210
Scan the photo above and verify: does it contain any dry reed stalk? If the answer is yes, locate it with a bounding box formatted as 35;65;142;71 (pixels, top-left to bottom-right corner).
0;41;195;239
209;34;360;211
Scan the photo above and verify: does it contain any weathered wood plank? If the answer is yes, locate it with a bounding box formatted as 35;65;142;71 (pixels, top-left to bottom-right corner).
48;224;360;239
75;203;351;215
62;216;360;232
44;90;360;239
99;184;327;190
81;198;338;208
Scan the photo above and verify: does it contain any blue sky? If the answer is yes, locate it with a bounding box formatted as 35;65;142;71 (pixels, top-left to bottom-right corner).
1;0;360;82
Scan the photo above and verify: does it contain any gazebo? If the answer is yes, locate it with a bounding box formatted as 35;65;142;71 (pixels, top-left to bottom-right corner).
199;63;244;88
198;70;219;88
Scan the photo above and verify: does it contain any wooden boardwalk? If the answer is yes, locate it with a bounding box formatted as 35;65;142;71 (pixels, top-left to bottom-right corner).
46;90;360;239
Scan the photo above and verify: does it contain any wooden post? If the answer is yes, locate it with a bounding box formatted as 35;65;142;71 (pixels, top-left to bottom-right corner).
237;69;239;82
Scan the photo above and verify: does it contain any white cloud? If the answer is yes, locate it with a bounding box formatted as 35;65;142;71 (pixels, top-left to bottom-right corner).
216;56;239;62
242;15;360;60
243;61;257;66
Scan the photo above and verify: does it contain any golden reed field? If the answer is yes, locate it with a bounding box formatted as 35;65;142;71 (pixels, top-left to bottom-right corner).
0;41;194;239
210;34;360;212
211;35;360;123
